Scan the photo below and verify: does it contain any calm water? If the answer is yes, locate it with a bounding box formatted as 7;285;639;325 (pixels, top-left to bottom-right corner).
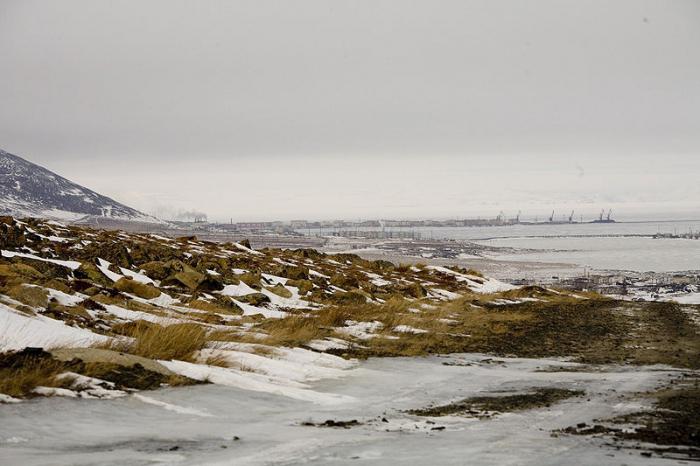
478;236;699;272
303;220;700;272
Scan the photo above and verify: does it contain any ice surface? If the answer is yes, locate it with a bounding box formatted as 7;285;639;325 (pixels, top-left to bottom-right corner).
0;354;684;465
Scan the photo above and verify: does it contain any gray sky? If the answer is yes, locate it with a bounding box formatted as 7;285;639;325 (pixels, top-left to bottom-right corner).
1;0;699;221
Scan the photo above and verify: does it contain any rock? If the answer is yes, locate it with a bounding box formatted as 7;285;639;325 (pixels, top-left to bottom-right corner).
331;290;368;305
46;301;92;320
238;272;262;289
0;347;54;369
214;295;243;313
79;298;106;311
158;260;221;291
80;240;132;268
303;419;362;429
370;260;395;273
399;283;427;298
139;261;169;280
0;263;44;288
70;279;98;293
286;279;313;295
9;263;44;280
330;273;360;289
187;298;242;316
163;270;205;290
0;220;27;248
129;242;178;265
292;248;324;260
5;284;48;308
281;265;309;281
74;262;112;287
237;293;271;306
50;347;175;377
114;277;161;299
43;278;72;294
265;284;292;298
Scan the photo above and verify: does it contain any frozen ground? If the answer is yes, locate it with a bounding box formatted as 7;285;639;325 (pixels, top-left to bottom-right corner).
0;354;686;466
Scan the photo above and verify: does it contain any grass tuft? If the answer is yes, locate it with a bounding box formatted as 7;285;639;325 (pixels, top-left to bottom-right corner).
0;350;69;398
105;322;208;361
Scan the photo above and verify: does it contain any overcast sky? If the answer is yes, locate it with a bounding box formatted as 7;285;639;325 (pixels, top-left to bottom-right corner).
1;0;699;221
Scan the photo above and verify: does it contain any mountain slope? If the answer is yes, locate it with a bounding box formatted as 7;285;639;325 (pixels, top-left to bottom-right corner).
0;149;158;223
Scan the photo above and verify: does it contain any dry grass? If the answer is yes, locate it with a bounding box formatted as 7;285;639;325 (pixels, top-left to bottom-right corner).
250;345;279;357
202;350;261;372
342;296;538;357
207;329;243;342
204;352;231;367
0;352;69;398
187;299;242;316
184;311;225;325
258;315;328;346
208;329;268;345
105;322;208;361
315;307;353;327
396;263;412;273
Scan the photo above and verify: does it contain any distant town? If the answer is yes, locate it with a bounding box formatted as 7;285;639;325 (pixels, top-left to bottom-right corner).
166;209;617;235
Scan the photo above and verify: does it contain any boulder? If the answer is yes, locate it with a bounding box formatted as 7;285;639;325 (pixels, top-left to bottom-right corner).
237;292;271;306
331;290;369;305
330;273;360;289
46;301;92;320
114;277;161;299
139;261;169;280
266;284;292;298
0;219;27;249
50;347;175;377
74;262;112;287
286;279;314;295
370;260;395;273
282;265;309;280
399;283;427;298
5;284;48;308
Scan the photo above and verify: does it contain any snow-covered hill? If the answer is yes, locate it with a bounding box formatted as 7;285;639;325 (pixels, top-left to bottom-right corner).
0;149;159;223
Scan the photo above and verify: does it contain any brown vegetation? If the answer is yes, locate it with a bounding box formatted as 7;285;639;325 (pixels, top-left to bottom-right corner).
409;388;584;417
114;277;161;299
0;349;69;398
105;322;207;361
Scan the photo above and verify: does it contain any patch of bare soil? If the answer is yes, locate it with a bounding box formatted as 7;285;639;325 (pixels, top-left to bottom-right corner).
301;419;362;429
407;388;584;418
559;377;700;461
463;300;698;369
0;347;197;397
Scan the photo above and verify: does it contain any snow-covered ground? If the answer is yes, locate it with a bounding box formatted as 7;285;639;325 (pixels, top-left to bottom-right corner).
0;354;685;466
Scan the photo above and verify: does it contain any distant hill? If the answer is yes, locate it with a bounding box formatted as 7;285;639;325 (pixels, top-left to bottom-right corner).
0;148;161;223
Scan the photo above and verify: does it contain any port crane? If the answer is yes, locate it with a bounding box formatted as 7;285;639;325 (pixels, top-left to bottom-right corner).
568;210;574;223
548;210;555;223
